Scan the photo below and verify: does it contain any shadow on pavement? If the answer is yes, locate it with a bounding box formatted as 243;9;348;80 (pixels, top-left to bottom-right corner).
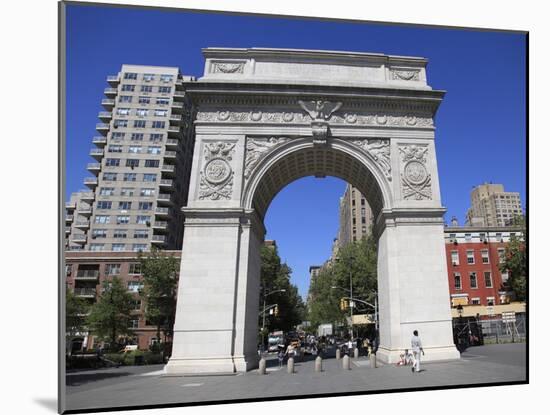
34;398;57;412
66;371;132;387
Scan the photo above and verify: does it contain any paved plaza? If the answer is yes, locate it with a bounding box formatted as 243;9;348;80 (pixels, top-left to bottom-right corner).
65;343;526;412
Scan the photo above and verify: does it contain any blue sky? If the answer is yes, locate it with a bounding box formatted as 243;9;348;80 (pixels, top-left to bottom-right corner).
65;4;526;299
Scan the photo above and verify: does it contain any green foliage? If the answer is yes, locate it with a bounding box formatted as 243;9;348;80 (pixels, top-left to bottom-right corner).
499;230;527;301
259;245;305;335
86;277;135;348
307;232;378;330
66;289;89;339
138;248;180;341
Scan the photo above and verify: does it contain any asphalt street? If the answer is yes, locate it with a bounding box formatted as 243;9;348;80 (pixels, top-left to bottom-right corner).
64;343;526;412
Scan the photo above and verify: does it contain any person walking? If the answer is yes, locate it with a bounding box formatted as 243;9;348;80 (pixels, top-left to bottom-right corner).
411;330;424;373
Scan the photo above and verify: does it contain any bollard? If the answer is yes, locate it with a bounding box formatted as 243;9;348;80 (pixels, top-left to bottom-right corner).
342;354;351;370
336;348;341;360
354;348;359;359
315;356;323;372
370;352;377;368
258;357;266;375
287;357;295;374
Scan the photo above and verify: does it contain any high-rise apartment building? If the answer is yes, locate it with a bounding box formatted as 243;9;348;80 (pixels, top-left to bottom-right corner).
65;65;195;252
465;183;523;227
337;184;374;248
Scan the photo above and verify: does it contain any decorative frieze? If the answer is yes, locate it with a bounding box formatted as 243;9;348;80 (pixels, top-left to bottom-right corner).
211;62;245;74
399;144;432;200
244;137;290;179
353;139;391;180
389;69;420;81
198;142;236;200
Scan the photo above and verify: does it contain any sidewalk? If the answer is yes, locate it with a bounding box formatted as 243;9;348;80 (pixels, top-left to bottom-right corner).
65;343;526;412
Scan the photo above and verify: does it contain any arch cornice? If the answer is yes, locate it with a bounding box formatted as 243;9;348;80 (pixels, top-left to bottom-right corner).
242;137;394;221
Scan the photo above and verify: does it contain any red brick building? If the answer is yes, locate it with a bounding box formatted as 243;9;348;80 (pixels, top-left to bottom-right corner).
444;225;522;316
65;250;181;351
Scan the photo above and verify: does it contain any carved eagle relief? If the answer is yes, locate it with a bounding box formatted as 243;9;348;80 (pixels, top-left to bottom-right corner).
298;100;342;121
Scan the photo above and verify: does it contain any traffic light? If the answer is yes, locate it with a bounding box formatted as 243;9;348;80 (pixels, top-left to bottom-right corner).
340;298;349;311
274;305;279;316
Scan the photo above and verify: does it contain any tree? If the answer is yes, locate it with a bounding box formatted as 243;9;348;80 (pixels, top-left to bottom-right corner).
65;289;90;354
499;230;527;301
87;277;135;350
259;245;305;337
138;248;180;345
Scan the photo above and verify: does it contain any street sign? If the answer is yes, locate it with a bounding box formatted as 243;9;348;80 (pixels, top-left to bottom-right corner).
486;306;494;316
502;311;516;323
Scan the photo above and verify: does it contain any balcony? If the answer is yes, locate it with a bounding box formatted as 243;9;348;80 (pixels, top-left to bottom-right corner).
165;138;179;149
104;87;117;96
171;101;183;112
151;235;167;244
106;75;119;86
65;226;71;234
155;207;170;217
152;221;168;231
161;164;176;177
163;150;176;160
72;234;87;244
101;98;115;109
89;148;104;160
65;214;74;223
75;270;99;280
87;163;101;175
65;201;76;210
157;193;173;205
173;90;185;100
84;177;98;189
77;206;93;216
74;287;97;298
80;192;95;202
74;220;90;229
98;111;112;122
159;179;174;191
92;136;107;147
96;123;109;135
169;115;182;124
167;126;181;136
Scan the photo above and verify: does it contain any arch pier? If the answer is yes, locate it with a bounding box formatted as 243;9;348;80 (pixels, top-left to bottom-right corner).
165;48;460;374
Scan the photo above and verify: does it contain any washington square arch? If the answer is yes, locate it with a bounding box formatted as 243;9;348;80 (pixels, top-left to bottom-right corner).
164;47;460;374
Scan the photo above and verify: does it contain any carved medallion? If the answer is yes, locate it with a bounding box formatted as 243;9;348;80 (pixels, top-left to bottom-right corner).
204;158;232;184
345;113;357;124
217;111;230;121
376;115;387;125
399;144;432;200
199;141;236;200
251;111;262;121
283;112;294;122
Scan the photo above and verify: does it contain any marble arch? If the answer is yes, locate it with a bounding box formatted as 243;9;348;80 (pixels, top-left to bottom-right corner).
165;48;460;374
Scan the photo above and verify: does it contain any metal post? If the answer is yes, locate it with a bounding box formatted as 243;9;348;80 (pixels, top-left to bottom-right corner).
349;256;353;340
261;292;266;354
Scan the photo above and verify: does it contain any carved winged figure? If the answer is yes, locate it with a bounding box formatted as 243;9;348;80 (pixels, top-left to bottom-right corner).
298;100;343;121
206;142;236;159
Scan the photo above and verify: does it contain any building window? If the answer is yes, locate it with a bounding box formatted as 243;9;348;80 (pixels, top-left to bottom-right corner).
143;174;157;182
105;158;120;167
114;119;128;128
129;318;139;329
108;145;123;153
116;215;130;225
141;85;153;93
143;73;155;82
136;215;150;225
454;273;461;290
451;251;459;266
116;108;131;116
134;230;149;239
158;86;171;93
89;244;105;251
154;109;168;117
99;187;115;196
111;132;125;140
138;202;153;210
132;244;147;252
129;263;141;274
498;248;506;264
119;95;132;103
113;230;127;238
94;215;110;224
484;271;493;288
147;146;162;154
128;281;143;293
152;121;165;129
138;96;150;104
467;250;475;264
136;108;148;117
112;243;125;252
121;84;135;91
501;271;509;284
105;263;121;275
92;229;107;239
145;159;160;168
469;272;477;289
120;187;134;196
131;300;142;311
156;97;170;105
140;188;155;196
487;297;495;306
131;133;144;141
96;201;112;209
471;298;480;305
150;133;163;142
123;173;137;182
118;201;132;210
133;120;146;128
128;146;142;154
465;233;472;242
480;249;489;264
126;159;140;168
160;74;173;83
124;72;137;80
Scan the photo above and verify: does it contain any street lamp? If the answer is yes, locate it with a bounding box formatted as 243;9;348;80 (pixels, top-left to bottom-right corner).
261;288;286;353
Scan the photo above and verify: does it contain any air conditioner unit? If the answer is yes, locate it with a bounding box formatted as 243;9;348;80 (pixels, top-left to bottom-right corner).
452;261;457;266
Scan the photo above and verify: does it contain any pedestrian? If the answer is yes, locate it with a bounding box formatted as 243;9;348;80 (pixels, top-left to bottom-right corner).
410;330;425;373
277;346;285;368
